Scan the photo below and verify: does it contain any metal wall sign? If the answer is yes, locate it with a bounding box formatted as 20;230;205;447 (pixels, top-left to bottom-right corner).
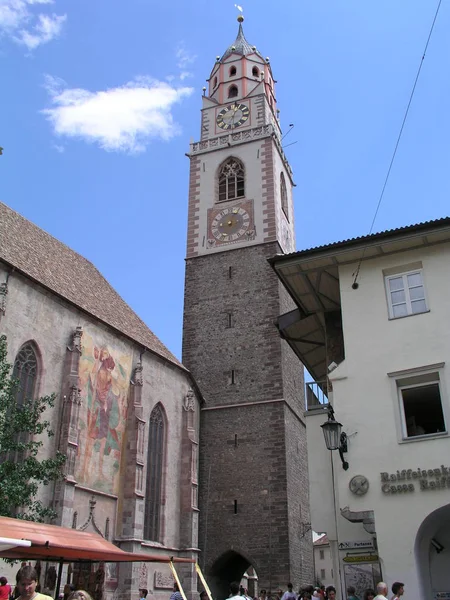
339;540;374;551
343;555;379;564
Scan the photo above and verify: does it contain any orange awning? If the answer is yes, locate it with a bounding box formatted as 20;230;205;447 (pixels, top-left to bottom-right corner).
0;516;195;563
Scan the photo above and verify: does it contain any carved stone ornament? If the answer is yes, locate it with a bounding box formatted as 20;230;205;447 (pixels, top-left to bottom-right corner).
183;389;195;412
132;360;144;386
78;496;105;537
67;326;83;353
154;571;174;590
139;563;148;589
0;282;8;314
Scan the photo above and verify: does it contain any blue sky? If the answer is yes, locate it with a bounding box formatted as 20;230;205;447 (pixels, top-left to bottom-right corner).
1;0;449;359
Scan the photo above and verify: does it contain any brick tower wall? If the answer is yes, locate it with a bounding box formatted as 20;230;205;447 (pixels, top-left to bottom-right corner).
183;242;313;593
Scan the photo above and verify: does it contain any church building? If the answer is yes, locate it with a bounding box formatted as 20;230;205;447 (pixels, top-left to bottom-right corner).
0;201;201;600
182;16;313;598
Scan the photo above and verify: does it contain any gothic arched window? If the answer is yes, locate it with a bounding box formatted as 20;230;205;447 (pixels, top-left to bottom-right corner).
228;85;238;99
12;343;38;405
280;172;289;220
252;66;259;77
144;404;166;542
229;66;237;77
218;158;245;202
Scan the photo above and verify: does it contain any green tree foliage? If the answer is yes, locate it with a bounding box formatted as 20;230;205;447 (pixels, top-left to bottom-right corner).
0;335;66;521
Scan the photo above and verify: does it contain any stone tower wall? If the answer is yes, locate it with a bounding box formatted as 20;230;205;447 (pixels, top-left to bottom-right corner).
183;242;313;591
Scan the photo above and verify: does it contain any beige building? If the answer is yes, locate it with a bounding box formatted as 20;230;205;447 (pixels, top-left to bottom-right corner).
313;535;334;589
0;202;201;600
271;217;450;600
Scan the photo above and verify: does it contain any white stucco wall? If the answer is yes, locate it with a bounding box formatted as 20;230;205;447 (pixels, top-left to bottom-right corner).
306;240;450;600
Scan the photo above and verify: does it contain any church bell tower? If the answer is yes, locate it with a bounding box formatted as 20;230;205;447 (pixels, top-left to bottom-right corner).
182;16;313;596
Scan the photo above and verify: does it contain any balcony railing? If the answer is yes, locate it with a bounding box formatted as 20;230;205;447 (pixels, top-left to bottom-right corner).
305;381;329;410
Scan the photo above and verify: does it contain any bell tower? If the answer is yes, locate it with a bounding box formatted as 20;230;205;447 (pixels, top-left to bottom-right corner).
183;16;312;596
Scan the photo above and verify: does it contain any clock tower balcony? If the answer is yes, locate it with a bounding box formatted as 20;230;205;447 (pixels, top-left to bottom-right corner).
188;123;294;183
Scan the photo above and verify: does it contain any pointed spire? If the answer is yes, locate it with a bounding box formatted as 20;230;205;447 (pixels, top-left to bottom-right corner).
220;16;262;62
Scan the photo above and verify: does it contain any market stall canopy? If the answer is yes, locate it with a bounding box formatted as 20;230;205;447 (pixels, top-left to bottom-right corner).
0;516;195;564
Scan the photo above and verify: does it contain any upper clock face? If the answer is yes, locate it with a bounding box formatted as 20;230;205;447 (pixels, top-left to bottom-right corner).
216;103;250;130
211;206;250;242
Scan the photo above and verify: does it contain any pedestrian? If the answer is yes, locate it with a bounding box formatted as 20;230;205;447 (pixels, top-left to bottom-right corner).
15;568;52;600
347;587;359;600
391;583;404;600
259;589;268;600
0;578;12;600
140;590;148;600
229;583;242;600
170;583;183;600
200;592;208;600
325;588;336;600
363;590;375;600
374;583;388;600
281;584;297;600
67;592;93;600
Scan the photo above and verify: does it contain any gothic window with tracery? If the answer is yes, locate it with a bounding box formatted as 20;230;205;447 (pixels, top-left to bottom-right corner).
12;344;38;406
144;404;165;542
1;343;39;464
280;172;289;220
218;158;245;202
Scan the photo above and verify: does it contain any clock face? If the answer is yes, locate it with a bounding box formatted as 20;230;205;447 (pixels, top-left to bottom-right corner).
349;475;370;496
211;206;251;242
216;103;250;130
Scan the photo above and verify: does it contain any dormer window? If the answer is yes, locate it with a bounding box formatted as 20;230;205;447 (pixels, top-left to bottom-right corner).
252;66;259;77
229;65;237;77
228;85;238;99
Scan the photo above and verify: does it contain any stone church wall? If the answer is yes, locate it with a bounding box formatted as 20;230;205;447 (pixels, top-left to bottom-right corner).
0;262;200;600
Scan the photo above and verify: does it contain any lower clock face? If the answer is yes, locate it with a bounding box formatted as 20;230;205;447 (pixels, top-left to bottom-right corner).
211;206;250;242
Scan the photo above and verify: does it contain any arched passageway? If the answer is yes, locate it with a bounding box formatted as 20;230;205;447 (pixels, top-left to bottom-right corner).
207;550;258;600
415;503;450;599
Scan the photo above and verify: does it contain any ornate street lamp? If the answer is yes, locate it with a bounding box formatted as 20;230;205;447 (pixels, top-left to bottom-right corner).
321;405;349;470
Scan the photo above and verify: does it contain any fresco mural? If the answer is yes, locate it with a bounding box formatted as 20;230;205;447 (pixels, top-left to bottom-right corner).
76;330;132;495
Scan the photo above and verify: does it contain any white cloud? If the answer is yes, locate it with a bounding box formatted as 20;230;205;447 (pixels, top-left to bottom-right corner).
175;43;197;70
17;12;65;49
42;75;194;153
0;0;65;50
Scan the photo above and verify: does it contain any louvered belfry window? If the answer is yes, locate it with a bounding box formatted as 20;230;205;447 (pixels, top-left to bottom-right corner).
144;404;165;542
218;158;245;202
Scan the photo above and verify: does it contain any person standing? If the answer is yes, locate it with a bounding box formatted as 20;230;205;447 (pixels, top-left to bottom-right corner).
363;590;375;600
229;583;243;600
15;567;52;600
325;588;336;600
139;590;148;600
347;587;359;600
374;583;388;600
170;583;183;600
281;584;297;600
0;578;11;600
391;583;404;600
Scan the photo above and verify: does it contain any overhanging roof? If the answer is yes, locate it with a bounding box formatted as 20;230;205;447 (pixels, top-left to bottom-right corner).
270;217;450;382
0;516;195;563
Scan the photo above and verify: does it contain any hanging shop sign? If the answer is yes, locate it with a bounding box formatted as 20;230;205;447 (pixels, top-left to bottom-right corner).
343;554;379;564
339;541;374;551
380;466;450;495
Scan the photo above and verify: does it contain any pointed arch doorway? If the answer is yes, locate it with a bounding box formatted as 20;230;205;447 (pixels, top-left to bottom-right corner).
207;550;259;600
